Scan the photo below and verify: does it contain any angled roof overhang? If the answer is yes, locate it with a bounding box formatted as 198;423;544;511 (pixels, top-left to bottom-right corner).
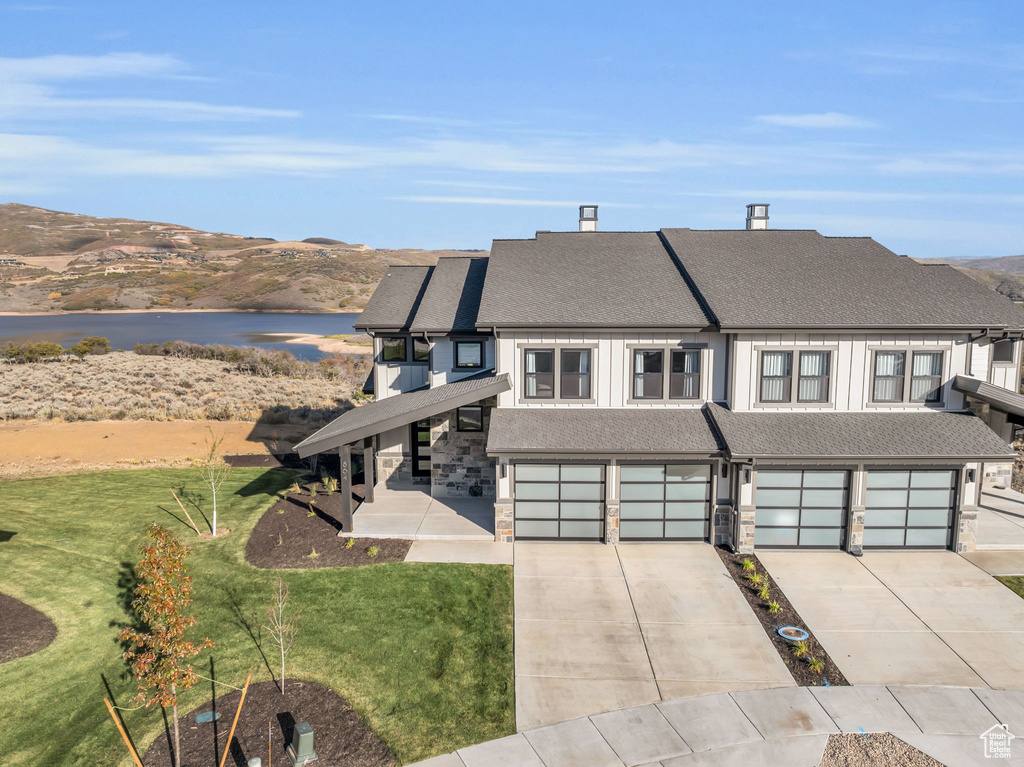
953;375;1024;420
295;371;511;458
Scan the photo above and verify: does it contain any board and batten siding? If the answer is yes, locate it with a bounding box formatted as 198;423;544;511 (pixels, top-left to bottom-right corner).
731;332;975;412
430;336;496;387
495;330;726;408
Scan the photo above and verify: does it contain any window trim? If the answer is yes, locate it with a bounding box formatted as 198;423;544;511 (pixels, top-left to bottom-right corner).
632;348;665;401
669;349;701;401
796;350;831;404
523;347;556;400
991;338;1018;366
868;346;948;407
752;346;839;409
559;347;593;400
758;350;793;404
413;337;431;363
518;343;598;404
453;339;485;369
625;344;707;404
456;405;484;432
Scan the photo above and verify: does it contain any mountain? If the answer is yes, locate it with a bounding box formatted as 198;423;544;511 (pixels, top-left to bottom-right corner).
0;204;484;313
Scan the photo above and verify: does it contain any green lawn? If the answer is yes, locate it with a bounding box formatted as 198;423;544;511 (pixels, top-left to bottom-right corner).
998;576;1024;599
0;469;513;766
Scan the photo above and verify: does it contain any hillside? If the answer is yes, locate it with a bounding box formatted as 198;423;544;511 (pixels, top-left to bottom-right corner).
915;254;1024;302
0;204;485;313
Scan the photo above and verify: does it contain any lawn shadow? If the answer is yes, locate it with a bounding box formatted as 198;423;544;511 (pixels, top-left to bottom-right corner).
0;530;16;542
176;485;211;532
222;585;275;686
155;504;195;535
233;467;306;499
109;560;146;678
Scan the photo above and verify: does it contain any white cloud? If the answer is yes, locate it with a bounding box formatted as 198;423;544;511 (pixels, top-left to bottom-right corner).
0;52;181;80
877;151;1024;175
755;112;879;129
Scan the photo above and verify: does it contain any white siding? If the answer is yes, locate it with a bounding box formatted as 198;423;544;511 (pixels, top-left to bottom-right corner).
379;363;428;398
431;336;496;386
378;425;406;454
971;338;990;380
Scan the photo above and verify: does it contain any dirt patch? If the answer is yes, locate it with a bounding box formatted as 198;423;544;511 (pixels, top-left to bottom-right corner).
142;679;396;767
717;548;849;688
819;733;942;766
0;592;57;663
245;490;411;569
0;419;308;479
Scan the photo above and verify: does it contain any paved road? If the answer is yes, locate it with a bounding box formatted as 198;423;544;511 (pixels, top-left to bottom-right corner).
760;550;1024;689
513;543;793;730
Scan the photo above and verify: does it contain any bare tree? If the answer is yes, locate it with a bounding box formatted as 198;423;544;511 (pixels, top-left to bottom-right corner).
263;576;300;694
193;428;232;536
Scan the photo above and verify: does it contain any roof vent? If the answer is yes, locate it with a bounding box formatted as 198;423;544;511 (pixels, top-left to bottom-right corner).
745;203;769;230
579;205;598;232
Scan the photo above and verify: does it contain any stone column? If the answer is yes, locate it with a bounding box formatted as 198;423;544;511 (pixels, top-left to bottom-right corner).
713;504;733;547
605;502;620;545
737;506;756;554
957;506;979;553
848;506;865;556
494;499;514;543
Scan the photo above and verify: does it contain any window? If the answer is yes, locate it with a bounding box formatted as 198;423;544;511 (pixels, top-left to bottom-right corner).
413;338;431;362
381;337;407;362
456;405;484;432
910;351;943;403
760;351;792;403
872;351;905;402
455;340;484;369
633;350;664;399
993;339;1016;364
524;349;555;399
669;350;700;399
580;206;597;220
797;351;830;403
560;349;591;399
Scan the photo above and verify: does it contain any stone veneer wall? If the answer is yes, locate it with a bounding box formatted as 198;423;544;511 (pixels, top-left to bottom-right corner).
375;455;426;487
713;504;733;547
956;506;978;553
495;499;513;543
429;397;497;498
983;462;1013;489
736;506;756;554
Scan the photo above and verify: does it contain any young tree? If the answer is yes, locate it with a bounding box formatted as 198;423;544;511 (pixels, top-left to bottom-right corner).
193;429;232;536
117;524;215;767
263;575;300;695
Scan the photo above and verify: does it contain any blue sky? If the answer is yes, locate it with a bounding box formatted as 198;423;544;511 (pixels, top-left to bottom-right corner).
1;1;1023;257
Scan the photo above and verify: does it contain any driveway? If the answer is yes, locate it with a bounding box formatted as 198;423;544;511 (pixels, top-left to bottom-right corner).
759;550;1024;690
513;543;793;730
978;488;1024;550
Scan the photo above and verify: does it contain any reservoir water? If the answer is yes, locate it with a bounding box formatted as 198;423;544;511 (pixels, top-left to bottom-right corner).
0;312;360;361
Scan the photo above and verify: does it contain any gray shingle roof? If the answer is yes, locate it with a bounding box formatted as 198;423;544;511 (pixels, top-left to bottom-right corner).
354;265;432;331
476;232;713;328
706;402;1014;459
953;374;1024;418
295;371;511;457
409;257;489;333
486;407;722;454
661;229;1024;330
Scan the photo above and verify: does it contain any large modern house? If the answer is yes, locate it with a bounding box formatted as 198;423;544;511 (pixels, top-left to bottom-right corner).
296;205;1024;555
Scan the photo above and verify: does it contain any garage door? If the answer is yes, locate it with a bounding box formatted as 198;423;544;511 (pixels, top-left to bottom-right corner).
619;464;711;540
864;470;956;549
514;464;605;540
755;470;848;548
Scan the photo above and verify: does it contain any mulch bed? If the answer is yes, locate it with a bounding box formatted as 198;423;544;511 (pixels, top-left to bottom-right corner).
717;547;849;687
245;488;411;569
819;733;942;766
142;679;396;767
0;592;57;663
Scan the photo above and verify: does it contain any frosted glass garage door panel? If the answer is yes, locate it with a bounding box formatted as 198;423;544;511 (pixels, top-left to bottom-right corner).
801;509;844;527
864;509;907;527
907;489;953;508
867;472;911;488
800;528;843;547
757;488;801;506
866;489;908;507
517;483;560;500
757;508;800;527
515;520;558;538
910;471;954;488
560;465;604;482
559;502;603;520
907;508;951;527
560;521;603;539
863;528;905;547
621;483;664;501
561;483;604;501
666;483;708;501
802;489;845;507
515;465;559;482
905;528;950;547
758;472;803;487
619;503;665;520
621;521;663;539
802;472;848;487
665;521;705;539
621;465;665;482
755;527;800;547
515;502;559;519
666;465;710;482
664;502;707;519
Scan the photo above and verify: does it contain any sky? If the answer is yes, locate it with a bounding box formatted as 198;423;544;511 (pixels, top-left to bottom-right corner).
1;1;1023;258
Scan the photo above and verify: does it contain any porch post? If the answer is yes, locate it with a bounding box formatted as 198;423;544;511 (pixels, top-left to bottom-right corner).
362;437;375;505
339;443;354;533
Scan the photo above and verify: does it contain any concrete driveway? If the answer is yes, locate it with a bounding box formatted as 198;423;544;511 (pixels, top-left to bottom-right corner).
979;488;1024;550
760;550;1024;690
514;543;793;730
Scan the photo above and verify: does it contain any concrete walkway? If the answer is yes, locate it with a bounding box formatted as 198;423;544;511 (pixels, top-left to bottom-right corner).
410;685;1024;766
760;550;1024;690
405;540;513;565
978;488;1024;551
513;543;793;731
347;486;494;540
964;550;1024;576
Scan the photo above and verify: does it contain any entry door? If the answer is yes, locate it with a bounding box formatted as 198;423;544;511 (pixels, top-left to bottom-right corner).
755;470;848;548
618;464;711;540
863;470;956;549
514;464;605;540
410;419;432;477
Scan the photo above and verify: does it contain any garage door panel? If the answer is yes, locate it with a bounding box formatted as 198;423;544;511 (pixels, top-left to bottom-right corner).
620;502;663;519
906;528;948;547
755;469;849;549
516;520;558;538
514;463;606;541
618;463;712;541
801;528;842;547
911;471;954;488
908;508;951;527
667;465;710;481
665;502;707;519
803;488;845;506
757;528;800;546
665;483;708;501
561;465;603;482
758;488;802;506
516;464;559;481
560;521;603;538
908;489;953;507
516;501;559;519
621;465;664;481
665;520;705;538
518;483;560;500
801;508;844;526
621;483;663;501
560;502;603;519
803;471;848;487
863;469;955;550
622;520;664;538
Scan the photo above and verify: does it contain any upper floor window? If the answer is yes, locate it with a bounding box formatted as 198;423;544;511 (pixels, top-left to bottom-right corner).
993;339;1017;364
414;338;430;362
633;350;664;399
524;349;555;399
669;350;700;399
872;350;943;404
760;351;792;403
381;336;407;362
560;349;592;399
455;340;484;369
797;351;830;403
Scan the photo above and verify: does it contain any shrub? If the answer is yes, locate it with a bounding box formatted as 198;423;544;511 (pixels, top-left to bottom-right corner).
747;572;764;587
366;546;380;557
756;584;771;600
3;341;65;363
69;336;111;358
767;600;782;614
741;557;756;572
791;640;809;658
807;657;825;673
344;537;355;549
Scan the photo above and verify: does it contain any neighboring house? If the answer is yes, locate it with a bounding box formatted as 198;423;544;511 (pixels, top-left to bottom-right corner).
296;205;1024;554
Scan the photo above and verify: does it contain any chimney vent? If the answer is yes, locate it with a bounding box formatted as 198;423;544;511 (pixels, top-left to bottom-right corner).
745;203;769;230
579;205;598;232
